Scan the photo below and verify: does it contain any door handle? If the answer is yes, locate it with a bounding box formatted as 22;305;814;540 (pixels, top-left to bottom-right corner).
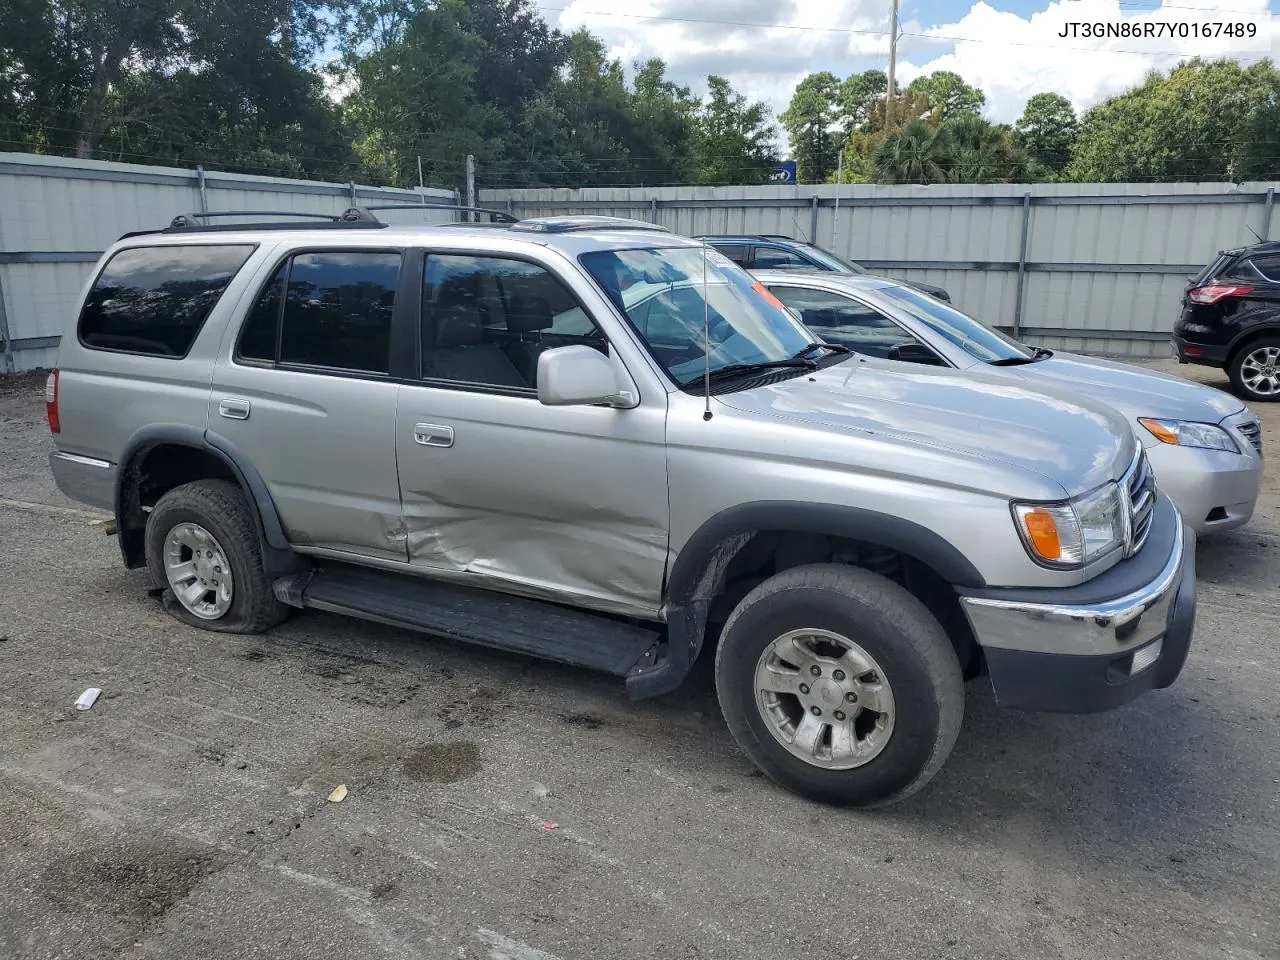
413;422;454;448
218;398;251;420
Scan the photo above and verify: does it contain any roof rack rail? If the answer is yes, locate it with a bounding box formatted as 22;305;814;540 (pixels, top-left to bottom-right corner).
163;209;385;232
343;203;519;224
510;215;671;234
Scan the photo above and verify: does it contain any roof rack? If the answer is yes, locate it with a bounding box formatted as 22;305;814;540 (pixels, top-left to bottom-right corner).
510;215;670;234
163;209;385;232
343;202;519;224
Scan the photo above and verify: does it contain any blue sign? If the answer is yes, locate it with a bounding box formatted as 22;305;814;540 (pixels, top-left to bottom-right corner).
772;161;797;185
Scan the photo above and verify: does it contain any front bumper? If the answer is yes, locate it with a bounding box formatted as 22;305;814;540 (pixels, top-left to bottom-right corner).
958;496;1195;713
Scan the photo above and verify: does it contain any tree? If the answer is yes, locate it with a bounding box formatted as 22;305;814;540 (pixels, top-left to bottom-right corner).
689;75;777;185
837;70;888;136
1068;58;1280;182
944;116;1029;183
873;120;950;184
1015;93;1077;177
905;71;985;122
627;59;697;184
780;71;840;183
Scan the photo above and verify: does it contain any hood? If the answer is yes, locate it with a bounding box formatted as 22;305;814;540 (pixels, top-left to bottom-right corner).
715;356;1135;499
999;352;1244;424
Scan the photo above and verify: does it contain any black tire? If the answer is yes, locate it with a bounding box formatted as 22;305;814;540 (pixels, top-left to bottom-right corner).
1228;336;1280;403
714;563;963;807
145;479;289;634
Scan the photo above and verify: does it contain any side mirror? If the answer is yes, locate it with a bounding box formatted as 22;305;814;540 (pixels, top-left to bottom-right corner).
888;342;946;366
537;345;634;407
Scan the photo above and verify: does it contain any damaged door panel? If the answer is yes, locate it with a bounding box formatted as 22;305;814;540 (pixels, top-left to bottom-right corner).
394;384;669;617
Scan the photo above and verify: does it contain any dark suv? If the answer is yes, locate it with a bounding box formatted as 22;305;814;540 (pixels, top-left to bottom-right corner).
1174;241;1280;402
697;235;951;302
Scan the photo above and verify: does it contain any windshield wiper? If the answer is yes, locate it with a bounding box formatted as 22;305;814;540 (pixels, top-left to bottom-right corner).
791;341;851;360
680;358;815;388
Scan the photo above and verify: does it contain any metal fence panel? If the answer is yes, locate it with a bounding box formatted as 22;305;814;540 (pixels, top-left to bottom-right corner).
0;153;456;372
482;181;1279;359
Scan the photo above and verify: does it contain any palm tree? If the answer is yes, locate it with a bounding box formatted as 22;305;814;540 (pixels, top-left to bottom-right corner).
872;120;951;183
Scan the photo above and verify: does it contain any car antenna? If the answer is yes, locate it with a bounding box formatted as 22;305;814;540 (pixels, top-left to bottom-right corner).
1246;224;1264;243
701;240;713;421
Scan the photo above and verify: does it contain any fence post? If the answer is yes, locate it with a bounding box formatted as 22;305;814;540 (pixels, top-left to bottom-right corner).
1263;186;1275;241
1012;191;1031;339
0;269;12;374
809;195;819;244
196;166;208;214
348;181;356;206
650;197;658;224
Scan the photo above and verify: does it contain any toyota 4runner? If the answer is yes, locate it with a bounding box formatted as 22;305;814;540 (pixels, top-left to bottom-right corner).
46;209;1197;806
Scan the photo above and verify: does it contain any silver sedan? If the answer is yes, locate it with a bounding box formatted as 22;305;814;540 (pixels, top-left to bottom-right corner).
756;269;1264;535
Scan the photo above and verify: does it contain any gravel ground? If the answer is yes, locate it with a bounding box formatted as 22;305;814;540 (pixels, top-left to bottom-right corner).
1;363;1278;960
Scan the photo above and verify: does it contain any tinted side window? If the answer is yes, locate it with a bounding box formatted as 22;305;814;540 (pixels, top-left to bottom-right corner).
237;262;286;362
771;286;920;358
278;252;400;373
79;244;254;357
1248;255;1280;283
712;243;751;265
750;247;813;270
422;254;605;389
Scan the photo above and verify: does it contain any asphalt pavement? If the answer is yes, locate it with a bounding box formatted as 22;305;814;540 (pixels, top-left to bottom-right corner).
1;363;1278;960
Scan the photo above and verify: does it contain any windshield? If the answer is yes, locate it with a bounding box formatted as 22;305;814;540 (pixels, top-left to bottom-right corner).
801;245;869;275
580;246;815;385
879;284;1035;363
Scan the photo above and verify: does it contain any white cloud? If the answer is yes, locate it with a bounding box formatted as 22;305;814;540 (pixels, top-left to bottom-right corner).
546;0;1277;124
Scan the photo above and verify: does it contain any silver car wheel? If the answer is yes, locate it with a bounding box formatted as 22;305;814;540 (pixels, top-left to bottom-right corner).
1240;345;1280;397
753;628;895;769
163;522;234;620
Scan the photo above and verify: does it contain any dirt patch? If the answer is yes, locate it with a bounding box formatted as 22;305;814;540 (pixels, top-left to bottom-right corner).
40;838;224;928
402;741;482;784
560;712;605;729
0;370;48;397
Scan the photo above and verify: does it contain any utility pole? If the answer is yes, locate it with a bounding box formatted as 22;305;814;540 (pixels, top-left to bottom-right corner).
885;0;899;130
832;148;844;249
465;154;476;222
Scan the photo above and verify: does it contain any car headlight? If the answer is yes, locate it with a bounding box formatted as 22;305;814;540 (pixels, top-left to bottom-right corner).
1012;482;1126;569
1138;417;1240;454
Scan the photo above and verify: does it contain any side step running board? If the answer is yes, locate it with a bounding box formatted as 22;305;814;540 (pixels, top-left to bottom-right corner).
273;566;662;677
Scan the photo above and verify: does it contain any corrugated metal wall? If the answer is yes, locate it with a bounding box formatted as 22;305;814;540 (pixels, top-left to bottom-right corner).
0;153;457;372
481;182;1280;359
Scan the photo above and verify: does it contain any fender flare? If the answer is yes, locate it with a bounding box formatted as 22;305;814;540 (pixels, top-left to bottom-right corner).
114;425;298;576
626;501;984;700
1225;321;1280;362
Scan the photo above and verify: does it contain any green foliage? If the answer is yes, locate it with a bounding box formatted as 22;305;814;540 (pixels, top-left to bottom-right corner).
780;71;841;183
904;71;985;121
1014;93;1077;177
871;116;1029;184
690;76;778;185
1068;58;1280;182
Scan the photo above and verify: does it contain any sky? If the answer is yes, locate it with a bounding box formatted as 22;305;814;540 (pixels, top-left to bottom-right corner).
543;0;1279;125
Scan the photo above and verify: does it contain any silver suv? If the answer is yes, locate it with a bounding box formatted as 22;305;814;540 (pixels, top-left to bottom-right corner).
47;210;1196;806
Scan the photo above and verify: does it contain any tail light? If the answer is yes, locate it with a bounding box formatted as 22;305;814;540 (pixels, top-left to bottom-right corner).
1188;284;1253;305
45;369;60;434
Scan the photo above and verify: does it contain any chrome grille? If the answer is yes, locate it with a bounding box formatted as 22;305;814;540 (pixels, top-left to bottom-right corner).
1238;419;1262;456
1125;450;1156;555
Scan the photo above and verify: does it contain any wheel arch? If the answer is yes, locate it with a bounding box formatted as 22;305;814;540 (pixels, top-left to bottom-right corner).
1225;322;1280;369
114;425;298;577
626;501;984;700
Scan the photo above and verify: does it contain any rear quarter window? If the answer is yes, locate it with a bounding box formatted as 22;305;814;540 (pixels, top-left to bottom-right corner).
78;244;255;357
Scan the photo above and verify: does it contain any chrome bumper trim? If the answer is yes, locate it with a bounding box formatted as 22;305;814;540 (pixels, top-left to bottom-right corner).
960;519;1185;657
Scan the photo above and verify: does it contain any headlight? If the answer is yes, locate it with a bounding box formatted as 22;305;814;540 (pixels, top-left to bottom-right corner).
1012;482;1126;568
1138;417;1240;454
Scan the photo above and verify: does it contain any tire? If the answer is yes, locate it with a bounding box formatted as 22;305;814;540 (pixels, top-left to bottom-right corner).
145;479;289;634
1228;336;1280;402
714;563;963;807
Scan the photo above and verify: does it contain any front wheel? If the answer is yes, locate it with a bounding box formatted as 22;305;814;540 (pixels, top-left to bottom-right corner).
715;563;964;806
1228;337;1280;402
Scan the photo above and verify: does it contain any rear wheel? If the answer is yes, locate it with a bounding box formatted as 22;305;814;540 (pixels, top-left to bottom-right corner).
1229;337;1280;402
715;563;964;806
145;479;289;633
